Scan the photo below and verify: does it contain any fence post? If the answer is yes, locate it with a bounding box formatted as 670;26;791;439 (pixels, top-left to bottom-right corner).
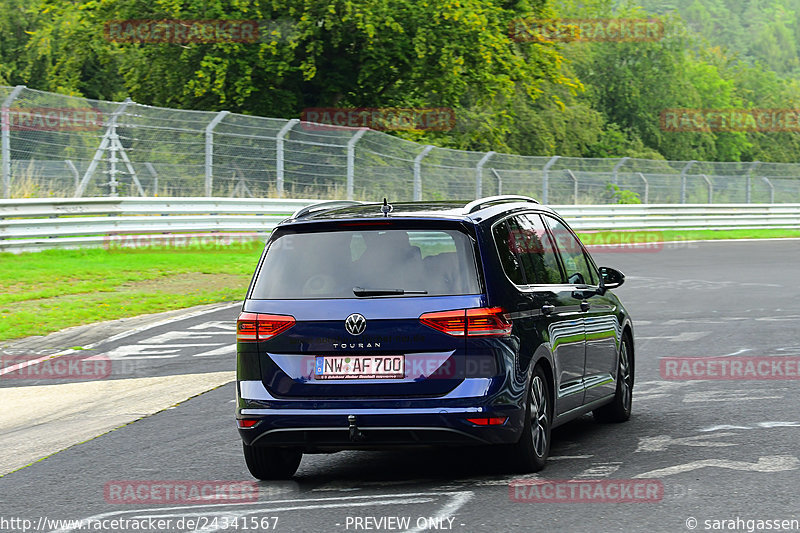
679;160;696;204
612;157;629;186
204;110;229;197
76;98;133;197
413;145;434;201
145;162;159;196
275;118;299;198
746;161;760;204
346;128;368;201
636;172;648;204
566;169;578;204
700;174;713;203
490;168;503;196
542;155;560;204
1;85;25;198
762;177;774;203
65;160;79;195
475;151;495;199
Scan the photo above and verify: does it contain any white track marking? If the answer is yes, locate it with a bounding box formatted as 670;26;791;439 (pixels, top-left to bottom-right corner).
0;302;240;376
699;421;800;432
635;433;738;453
575;462;622;478
45;491;473;533
683;390;783;403
633;455;800;478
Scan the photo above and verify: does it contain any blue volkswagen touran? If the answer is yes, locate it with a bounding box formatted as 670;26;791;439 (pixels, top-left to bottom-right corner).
236;196;634;479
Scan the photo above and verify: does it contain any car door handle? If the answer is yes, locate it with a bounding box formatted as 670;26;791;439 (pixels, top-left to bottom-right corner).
580;301;591;312
541;304;555;316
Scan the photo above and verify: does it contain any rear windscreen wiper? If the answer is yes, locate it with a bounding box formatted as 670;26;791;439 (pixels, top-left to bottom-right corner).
353;287;428;297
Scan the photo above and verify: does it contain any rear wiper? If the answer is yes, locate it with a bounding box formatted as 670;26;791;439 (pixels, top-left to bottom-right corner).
353;287;428;297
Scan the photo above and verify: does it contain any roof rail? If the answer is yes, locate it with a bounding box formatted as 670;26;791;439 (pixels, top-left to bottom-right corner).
463;195;539;214
290;200;364;220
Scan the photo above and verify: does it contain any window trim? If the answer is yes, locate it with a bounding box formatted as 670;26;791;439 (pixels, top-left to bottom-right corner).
490;211;566;288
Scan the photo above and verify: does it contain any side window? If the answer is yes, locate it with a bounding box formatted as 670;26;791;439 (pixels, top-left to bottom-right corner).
492;219;525;285
514;214;564;284
543;216;596;286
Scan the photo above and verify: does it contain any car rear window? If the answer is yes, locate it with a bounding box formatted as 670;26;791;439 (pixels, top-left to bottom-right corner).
250;229;481;299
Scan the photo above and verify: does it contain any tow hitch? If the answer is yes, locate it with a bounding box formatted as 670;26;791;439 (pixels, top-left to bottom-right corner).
348;415;365;442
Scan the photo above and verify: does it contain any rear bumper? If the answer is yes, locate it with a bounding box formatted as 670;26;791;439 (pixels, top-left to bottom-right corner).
236;378;525;450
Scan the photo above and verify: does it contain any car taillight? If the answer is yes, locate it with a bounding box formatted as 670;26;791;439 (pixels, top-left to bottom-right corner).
237;312;295;342
466;307;513;336
419;307;512;337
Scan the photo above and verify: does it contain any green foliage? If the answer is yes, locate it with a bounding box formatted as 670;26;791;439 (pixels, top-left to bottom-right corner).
604;183;642;204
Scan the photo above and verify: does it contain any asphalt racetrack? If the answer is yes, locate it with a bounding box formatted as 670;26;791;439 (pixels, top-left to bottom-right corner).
1;239;800;533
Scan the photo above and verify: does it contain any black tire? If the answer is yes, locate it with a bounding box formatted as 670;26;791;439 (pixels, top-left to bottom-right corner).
593;334;633;423
507;364;552;473
243;443;302;480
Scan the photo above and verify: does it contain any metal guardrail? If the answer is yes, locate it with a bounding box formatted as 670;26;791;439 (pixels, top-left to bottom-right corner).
2;198;800;252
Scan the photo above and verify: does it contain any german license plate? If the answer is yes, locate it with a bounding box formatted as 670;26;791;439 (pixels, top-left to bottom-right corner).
314;355;404;380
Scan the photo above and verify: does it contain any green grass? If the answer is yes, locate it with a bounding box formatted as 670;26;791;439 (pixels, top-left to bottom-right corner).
577;228;800;244
0;243;264;341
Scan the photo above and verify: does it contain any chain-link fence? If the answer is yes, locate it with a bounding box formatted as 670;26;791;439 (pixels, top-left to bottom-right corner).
2;85;800;203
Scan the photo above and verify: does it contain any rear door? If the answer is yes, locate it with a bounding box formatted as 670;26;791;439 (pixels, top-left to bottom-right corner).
542;215;619;405
244;223;484;398
515;214;587;415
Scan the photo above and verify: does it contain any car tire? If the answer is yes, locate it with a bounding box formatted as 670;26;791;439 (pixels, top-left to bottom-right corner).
507;364;552;473
243;443;302;480
593;334;634;423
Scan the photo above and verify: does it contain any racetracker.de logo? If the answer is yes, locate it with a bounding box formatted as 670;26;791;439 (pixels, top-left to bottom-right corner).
1;107;103;132
104;20;259;43
509;18;664;43
661;108;800;132
509;229;665;255
300;107;456;131
1;355;112;380
661;356;800;380
103;232;260;251
104;481;260;504
510;479;664;503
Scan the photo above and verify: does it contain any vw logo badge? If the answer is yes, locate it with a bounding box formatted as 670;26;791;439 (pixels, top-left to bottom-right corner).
344;313;367;336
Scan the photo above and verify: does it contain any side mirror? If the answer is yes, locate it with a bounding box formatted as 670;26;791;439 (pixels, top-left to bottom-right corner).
600;266;625;290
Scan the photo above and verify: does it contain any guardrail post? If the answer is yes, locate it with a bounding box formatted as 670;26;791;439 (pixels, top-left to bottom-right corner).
612;157;630;186
346;128;368;201
762;177;775;203
475;151;496;199
275;118;299;198
679;160;696;204
700;174;713;203
204;110;230;197
542;156;560;204
566;169;578;204
1;85;25;198
76;98;133;197
637;172;648;204
413;145;434;201
746;161;760;204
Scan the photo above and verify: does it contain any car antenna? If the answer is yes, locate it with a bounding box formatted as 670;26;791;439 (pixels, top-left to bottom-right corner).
381;198;393;217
